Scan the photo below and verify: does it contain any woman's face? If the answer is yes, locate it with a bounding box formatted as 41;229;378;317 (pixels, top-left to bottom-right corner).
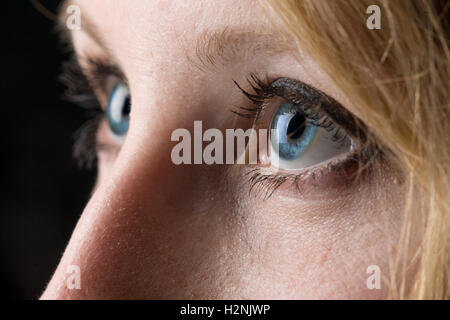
42;0;406;299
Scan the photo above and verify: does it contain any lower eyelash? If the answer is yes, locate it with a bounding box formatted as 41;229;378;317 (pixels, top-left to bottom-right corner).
244;143;384;199
72;116;102;169
244;167;289;199
244;151;357;199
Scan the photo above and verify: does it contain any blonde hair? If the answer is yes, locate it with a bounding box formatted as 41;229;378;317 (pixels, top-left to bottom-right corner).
262;0;450;299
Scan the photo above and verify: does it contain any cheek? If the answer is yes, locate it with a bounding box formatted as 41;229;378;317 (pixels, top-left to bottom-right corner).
94;164;402;299
68;141;399;299
214;165;405;299
96;121;122;186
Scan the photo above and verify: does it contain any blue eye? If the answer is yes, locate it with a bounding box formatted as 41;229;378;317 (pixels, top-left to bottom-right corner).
269;102;353;170
106;83;131;136
270;102;318;160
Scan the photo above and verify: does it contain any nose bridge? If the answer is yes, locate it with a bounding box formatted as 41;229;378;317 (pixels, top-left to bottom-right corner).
41;97;201;299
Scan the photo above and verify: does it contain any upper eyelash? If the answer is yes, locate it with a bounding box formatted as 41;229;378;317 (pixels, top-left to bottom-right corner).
81;57;125;95
232;74;367;144
61;54;124;106
60;55;101;110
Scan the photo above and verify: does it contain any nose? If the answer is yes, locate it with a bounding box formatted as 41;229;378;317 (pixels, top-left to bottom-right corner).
40;94;228;299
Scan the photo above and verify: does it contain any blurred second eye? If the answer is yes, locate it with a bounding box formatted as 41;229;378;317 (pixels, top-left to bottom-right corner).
107;83;131;137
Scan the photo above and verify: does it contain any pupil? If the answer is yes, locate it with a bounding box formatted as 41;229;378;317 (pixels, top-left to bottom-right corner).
286;112;306;140
122;96;131;116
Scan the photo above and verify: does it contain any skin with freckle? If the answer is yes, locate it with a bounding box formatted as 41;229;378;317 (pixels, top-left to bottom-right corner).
41;0;411;299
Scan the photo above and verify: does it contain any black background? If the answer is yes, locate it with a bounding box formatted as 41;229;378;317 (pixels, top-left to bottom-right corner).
1;0;95;299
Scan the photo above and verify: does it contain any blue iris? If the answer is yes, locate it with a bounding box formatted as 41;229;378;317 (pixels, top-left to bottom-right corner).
106;83;131;136
270;102;318;160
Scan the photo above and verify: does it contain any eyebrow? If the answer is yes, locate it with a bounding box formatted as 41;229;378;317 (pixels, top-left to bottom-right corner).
57;1;297;73
57;0;114;58
187;28;296;72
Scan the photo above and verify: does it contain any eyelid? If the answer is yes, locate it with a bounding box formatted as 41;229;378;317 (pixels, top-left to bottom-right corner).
267;78;367;142
234;75;368;143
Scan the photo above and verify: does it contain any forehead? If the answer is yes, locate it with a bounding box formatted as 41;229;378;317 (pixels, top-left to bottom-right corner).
59;0;304;101
62;0;273;58
59;0;352;117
